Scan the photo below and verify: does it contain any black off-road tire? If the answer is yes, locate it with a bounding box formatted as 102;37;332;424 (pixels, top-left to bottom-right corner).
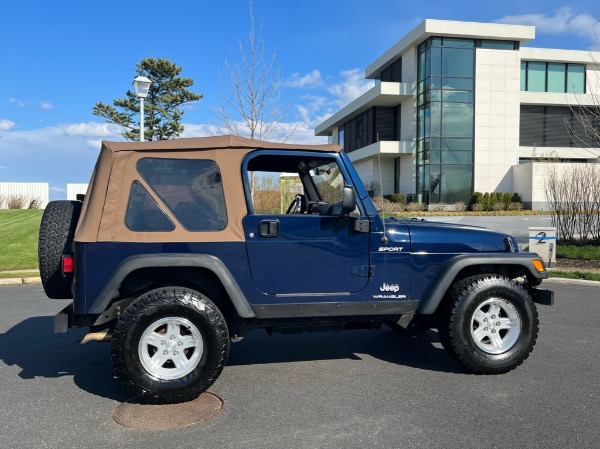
438;274;539;374
38;200;82;299
111;287;230;404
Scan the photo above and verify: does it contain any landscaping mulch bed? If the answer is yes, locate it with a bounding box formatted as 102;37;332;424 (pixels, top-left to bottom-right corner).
556;258;600;270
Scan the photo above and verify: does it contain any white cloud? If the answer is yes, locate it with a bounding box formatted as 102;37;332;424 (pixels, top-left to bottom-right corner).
63;122;121;138
284;69;324;88
0;165;7;169
40;101;53;110
180;123;215;138
0;119;16;130
9;98;26;108
496;7;600;42
326;68;374;109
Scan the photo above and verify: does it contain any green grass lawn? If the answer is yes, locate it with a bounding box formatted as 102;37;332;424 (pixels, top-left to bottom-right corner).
555;244;600;260
0;209;43;270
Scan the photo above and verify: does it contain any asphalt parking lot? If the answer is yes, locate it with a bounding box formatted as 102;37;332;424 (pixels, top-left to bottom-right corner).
0;282;598;448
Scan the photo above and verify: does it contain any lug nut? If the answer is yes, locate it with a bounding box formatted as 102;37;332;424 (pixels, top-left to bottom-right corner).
163;350;168;355
173;351;179;356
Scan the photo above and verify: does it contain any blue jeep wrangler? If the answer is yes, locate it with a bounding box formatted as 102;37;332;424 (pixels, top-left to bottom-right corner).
38;136;553;404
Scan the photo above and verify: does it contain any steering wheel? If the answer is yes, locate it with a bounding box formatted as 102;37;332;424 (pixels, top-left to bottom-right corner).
285;195;302;214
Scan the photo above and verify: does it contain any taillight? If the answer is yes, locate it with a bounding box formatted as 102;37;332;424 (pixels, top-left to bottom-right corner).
62;255;74;275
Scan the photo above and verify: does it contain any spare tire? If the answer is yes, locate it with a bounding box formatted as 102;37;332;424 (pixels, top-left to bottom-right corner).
38;200;82;299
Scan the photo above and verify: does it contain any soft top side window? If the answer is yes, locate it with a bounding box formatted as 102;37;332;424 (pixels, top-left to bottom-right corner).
130;158;228;231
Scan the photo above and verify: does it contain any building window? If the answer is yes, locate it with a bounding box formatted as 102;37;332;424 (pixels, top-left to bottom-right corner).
521;61;586;93
520;105;600;148
417;37;474;204
478;40;517;50
567;64;585;93
380;58;402;82
340;106;398;153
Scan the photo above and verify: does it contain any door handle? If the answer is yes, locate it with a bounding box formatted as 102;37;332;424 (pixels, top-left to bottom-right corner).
259;220;280;237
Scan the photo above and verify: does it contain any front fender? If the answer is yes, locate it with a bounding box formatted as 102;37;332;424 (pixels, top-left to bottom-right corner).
416;253;548;315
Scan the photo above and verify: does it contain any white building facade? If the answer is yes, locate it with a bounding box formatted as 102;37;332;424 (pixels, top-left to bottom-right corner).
315;20;600;209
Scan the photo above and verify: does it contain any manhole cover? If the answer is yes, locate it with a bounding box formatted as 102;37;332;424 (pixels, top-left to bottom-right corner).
113;392;224;429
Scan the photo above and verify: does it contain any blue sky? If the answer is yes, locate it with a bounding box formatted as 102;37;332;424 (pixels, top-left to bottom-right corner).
1;0;599;199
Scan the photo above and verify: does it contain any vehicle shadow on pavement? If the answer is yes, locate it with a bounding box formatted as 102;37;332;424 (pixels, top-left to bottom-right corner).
0;316;131;402
227;328;467;374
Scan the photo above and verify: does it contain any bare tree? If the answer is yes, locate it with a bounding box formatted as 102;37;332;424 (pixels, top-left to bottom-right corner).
214;0;294;142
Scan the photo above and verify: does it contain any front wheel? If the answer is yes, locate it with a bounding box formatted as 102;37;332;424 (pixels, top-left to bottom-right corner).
438;275;539;374
111;287;229;404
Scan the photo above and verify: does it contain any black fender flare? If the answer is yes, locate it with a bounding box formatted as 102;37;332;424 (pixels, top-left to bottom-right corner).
88;253;256;318
416;253;547;315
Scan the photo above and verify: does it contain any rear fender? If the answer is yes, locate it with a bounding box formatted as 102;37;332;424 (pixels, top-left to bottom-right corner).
87;253;256;318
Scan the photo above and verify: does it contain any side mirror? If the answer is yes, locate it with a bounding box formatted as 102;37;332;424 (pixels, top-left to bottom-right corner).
342;186;356;213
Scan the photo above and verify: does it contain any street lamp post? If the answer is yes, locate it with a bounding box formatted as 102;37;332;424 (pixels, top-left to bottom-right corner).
133;76;152;142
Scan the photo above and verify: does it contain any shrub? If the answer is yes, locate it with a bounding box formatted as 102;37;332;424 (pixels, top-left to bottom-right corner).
406;202;427;212
507;202;524;211
428;203;446;212
452;201;467;212
6;195;28;209
469;192;483;207
491;202;505;211
482;192;490;211
384;193;407;204
511;192;521;203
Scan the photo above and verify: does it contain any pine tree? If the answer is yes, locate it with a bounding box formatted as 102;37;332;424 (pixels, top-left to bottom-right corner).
93;57;202;141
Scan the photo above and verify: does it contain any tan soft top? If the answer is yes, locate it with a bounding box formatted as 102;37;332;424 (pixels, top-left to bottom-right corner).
75;135;341;243
102;135;341;153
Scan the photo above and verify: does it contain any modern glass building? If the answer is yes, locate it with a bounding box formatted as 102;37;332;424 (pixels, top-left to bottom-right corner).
315;20;600;209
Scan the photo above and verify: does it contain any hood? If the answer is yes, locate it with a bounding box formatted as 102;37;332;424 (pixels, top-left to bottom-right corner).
386;219;517;253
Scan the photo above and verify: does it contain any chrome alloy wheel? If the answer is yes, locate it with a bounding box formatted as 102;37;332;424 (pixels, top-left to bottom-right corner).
470;298;522;355
138;317;204;380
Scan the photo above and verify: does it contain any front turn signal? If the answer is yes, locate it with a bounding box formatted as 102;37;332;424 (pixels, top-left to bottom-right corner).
532;259;545;273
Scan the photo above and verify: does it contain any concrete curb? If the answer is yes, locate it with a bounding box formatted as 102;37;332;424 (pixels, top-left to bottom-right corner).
0;277;42;287
544;277;600;287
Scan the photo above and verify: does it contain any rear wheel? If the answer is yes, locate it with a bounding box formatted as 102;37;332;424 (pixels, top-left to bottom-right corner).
438;274;539;374
38;200;82;299
111;287;230;404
